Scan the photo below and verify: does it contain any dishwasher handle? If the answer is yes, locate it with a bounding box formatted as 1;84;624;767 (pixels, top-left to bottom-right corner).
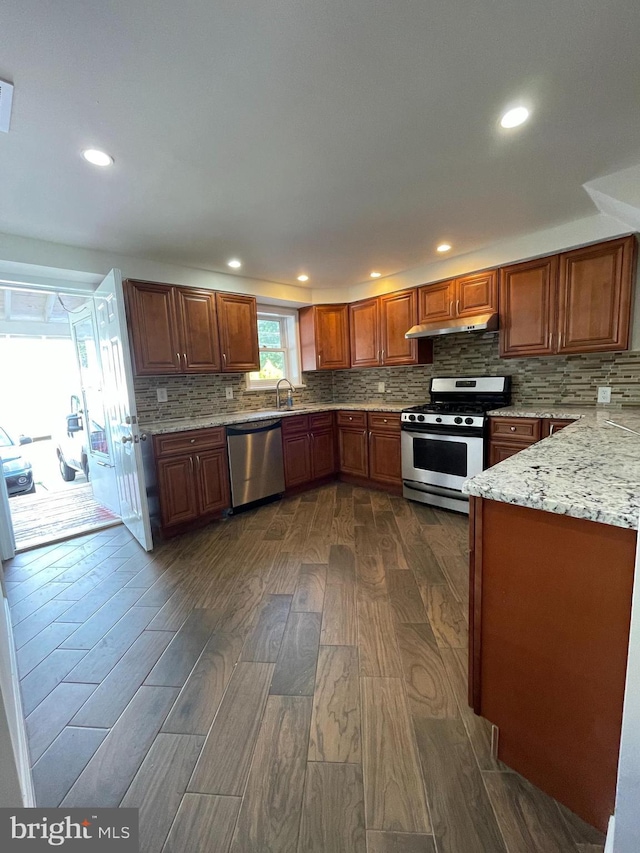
226;419;282;436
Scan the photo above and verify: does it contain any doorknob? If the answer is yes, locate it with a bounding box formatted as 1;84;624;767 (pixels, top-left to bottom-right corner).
139;433;147;441
121;434;133;443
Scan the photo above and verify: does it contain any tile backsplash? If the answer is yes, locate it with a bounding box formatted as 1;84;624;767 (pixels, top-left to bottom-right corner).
135;333;640;422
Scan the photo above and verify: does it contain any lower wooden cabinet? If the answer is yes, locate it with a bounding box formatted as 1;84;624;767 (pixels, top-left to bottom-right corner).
282;413;336;489
489;416;576;467
154;428;230;533
338;425;369;477
338;411;402;488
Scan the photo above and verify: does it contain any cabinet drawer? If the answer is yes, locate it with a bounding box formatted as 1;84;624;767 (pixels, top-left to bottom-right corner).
154;427;226;457
336;410;367;427
281;414;310;435
367;411;401;432
309;411;334;429
490;417;541;443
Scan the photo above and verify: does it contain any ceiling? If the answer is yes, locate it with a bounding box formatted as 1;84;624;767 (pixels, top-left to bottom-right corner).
1;1;640;289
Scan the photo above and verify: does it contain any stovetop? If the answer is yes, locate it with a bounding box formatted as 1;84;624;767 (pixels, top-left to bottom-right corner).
402;402;492;416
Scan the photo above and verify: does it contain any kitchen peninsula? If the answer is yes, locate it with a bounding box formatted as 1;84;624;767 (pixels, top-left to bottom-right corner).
463;408;640;832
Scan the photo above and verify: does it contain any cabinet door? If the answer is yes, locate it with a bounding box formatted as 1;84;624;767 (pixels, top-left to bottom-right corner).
456;270;498;318
196;448;230;515
540;419;573;438
125;280;181;375
499;257;558;358
216;293;260;372
311;428;336;479
489;441;532;467
418;280;455;323
156;455;199;527
314;305;350;369
557;237;635;354
283;433;312;487
368;430;401;485
349;298;380;368
338;427;368;477
379;289;418;366
176;288;221;373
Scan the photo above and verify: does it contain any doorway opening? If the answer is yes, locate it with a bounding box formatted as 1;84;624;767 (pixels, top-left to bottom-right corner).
0;285;121;550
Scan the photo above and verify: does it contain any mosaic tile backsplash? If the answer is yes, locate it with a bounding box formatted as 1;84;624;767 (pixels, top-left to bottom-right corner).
135;332;640;422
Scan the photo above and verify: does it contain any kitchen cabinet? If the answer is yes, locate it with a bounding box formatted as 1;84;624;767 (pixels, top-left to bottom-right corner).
337;411;369;477
215;293;260;372
299;304;350;370
153;427;230;533
418;271;498;324
125;280;259;375
367;412;402;486
557;237;636;354
282;413;336;489
488;415;576;467
500;236;636;358
350;290;432;368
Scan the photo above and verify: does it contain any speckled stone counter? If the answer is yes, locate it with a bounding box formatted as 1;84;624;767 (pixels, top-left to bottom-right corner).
142;401;405;435
464;406;640;530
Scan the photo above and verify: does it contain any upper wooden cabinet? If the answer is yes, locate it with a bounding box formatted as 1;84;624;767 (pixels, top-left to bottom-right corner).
350;290;432;368
125;280;259;375
418;271;497;324
499;257;557;357
216;293;260;372
125;280;182;375
500;237;636;358
557;237;636;354
298;304;350;371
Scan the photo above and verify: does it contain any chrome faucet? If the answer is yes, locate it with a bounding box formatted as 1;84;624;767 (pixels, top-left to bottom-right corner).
276;378;295;410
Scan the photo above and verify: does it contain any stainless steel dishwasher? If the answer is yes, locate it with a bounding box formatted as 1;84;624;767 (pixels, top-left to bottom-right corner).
227;419;285;509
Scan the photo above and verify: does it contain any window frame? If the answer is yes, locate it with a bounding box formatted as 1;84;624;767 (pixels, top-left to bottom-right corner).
245;306;303;391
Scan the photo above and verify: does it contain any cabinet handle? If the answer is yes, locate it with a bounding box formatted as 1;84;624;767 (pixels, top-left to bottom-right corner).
548;331;552;350
183;352;187;364
196;454;201;469
190;457;194;473
549;424;555;436
456;299;460;315
177;352;181;367
510;426;516;432
318;353;322;366
450;301;454;316
222;352;227;366
381;349;385;362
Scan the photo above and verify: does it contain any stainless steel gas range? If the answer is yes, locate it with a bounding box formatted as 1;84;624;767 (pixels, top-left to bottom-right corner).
401;376;511;514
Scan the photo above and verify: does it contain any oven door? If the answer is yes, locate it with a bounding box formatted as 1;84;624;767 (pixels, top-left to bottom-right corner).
401;428;484;492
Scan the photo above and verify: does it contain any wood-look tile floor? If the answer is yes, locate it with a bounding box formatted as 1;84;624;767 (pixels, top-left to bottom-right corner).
5;484;606;853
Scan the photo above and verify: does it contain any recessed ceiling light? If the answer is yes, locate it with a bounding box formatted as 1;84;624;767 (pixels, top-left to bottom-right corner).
500;106;530;129
437;243;452;253
82;149;114;167
297;274;309;282
227;259;242;269
370;271;382;278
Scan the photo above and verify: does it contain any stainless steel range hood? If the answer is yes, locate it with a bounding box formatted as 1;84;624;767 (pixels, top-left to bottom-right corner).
405;311;499;339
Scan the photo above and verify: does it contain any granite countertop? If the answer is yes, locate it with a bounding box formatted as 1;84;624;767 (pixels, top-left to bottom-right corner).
141;401;405;435
464;406;640;530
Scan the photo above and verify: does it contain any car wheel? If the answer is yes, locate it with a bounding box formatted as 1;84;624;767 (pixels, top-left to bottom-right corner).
59;455;76;481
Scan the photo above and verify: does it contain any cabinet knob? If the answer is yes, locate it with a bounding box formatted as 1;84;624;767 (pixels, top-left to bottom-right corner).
383;418;388;423
349;416;353;421
190;438;196;444
510;426;516;432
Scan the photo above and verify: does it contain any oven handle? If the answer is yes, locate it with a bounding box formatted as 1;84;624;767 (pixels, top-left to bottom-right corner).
402;426;484;440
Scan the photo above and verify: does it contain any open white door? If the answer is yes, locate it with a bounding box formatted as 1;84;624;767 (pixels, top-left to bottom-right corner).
69;304;119;513
94;270;153;551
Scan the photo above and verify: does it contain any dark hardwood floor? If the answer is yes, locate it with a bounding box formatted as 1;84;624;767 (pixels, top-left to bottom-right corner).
4;484;605;853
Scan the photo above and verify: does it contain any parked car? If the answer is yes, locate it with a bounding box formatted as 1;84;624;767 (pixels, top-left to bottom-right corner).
56;395;89;481
0;427;35;496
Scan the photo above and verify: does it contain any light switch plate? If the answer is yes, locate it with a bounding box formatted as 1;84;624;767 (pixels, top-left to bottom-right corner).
156;388;168;403
377;382;385;393
597;386;612;404
225;387;234;400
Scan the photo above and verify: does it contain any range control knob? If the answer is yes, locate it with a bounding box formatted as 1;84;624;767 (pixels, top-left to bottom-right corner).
465;417;474;425
417;414;425;422
435;416;442;423
408;414;416;421
454;416;463;424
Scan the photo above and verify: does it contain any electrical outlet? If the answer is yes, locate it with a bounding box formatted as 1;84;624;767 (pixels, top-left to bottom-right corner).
225;387;234;400
156;388;168;403
377;382;385;393
597;386;612;404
